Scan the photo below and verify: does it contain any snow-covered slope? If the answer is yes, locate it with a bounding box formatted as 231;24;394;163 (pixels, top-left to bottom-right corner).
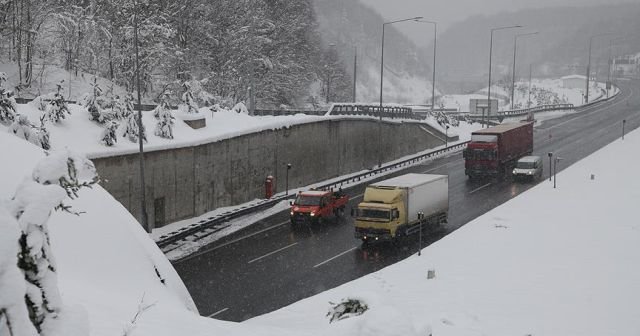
0;134;290;336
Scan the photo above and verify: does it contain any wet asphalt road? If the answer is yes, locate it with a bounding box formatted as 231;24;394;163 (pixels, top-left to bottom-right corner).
173;79;640;322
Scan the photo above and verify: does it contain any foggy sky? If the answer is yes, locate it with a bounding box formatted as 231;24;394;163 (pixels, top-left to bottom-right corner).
360;0;636;45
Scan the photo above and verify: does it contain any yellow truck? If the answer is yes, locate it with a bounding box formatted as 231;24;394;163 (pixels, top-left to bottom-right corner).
353;173;448;243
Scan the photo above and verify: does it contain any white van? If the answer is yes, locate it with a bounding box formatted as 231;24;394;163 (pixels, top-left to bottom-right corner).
512;156;543;181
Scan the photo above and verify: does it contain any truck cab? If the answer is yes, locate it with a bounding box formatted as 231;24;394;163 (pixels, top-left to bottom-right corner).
353;187;404;241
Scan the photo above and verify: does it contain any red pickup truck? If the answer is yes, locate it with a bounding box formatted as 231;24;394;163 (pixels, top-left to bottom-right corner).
290;189;349;226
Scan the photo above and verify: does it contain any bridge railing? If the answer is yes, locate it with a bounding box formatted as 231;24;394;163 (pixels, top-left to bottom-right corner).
327;104;424;120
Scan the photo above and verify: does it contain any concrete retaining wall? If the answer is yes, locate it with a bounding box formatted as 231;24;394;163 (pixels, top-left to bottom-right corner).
93;118;457;228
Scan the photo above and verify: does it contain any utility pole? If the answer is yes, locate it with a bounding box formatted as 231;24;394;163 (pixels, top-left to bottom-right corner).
134;0;149;232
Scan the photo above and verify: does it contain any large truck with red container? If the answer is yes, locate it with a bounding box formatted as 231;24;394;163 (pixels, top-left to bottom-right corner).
463;121;534;179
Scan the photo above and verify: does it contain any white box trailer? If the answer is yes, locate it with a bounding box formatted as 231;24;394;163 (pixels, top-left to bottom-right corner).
355;173;449;241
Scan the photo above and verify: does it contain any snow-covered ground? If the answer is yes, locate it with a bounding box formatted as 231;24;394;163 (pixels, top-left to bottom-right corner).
2;101;639;336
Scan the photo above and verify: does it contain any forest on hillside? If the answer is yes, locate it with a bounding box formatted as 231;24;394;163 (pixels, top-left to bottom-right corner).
0;0;355;108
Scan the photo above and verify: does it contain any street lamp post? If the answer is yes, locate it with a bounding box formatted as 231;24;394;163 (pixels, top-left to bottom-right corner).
417;211;424;256
285;163;292;195
487;25;522;127
133;0;149;232
548;152;553;181
528;63;533;108
511;32;538;110
379;16;423;166
554;157;563;188
623;119;626;140
586;33;613;103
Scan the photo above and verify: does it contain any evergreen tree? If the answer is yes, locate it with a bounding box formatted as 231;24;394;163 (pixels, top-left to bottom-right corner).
44;82;71;123
0;88;17;126
180;82;199;113
153;92;175;139
121;94;146;143
101;120;119;146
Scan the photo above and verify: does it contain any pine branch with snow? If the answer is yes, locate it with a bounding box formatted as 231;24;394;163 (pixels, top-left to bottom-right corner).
8;115;51;150
153;93;175;139
4;151;98;334
0;208;38;336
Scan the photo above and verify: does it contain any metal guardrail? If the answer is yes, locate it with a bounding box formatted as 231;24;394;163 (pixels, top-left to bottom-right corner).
155;141;469;249
327;104;424;120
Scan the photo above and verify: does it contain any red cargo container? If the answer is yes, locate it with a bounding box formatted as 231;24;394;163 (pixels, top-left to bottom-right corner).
463;122;533;178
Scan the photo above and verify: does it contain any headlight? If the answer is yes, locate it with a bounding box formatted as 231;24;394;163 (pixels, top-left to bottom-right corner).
527;171;533;175
512;169;517;174
310;212;316;216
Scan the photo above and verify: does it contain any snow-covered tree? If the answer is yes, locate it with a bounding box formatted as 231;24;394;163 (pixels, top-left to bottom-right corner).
180;82;199;114
84;77;116;124
44;82;71;123
101;120;119;147
232;101;249;114
9;115;51;150
153;92;175;139
6;151;97;334
0;88;17;125
121;94;146;143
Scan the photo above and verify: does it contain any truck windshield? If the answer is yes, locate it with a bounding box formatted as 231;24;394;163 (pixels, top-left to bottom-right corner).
464;149;497;160
357;208;390;221
294;195;321;206
516;161;535;169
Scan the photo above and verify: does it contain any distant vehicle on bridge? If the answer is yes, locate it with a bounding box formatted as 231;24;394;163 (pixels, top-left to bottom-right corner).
463;121;534;179
289;189;349;226
353;173;448;244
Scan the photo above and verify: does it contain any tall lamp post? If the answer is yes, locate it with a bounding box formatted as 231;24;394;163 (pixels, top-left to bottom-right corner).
585;33;613;103
133;0;149;232
415;20;438;112
486;25;522;127
511;32;538;110
378;16;423;166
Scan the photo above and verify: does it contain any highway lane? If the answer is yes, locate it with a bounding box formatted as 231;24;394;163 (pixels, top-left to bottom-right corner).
174;80;640;322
